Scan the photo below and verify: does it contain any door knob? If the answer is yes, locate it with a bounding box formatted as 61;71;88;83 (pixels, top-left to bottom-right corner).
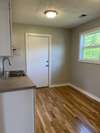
46;60;48;63
45;65;49;67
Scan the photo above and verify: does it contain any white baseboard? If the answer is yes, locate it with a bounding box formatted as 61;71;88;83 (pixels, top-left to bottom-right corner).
50;83;68;88
67;83;100;103
49;82;100;103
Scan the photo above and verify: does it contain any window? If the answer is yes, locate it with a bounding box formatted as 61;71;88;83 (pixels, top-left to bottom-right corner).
79;28;100;63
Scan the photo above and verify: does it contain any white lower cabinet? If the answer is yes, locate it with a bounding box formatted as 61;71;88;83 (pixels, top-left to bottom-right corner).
0;89;35;133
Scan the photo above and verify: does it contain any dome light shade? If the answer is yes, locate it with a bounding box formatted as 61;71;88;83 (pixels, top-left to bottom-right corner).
44;10;57;19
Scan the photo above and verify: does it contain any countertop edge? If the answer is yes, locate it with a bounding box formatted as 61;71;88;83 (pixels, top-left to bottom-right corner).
0;86;36;93
0;76;36;93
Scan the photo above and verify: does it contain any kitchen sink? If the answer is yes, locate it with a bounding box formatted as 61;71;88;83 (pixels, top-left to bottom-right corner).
8;70;26;77
0;70;26;80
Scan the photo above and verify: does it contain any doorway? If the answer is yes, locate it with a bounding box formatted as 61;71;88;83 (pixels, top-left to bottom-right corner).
26;33;51;87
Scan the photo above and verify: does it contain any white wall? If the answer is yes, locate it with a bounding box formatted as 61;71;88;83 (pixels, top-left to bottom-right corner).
9;23;71;85
70;18;100;97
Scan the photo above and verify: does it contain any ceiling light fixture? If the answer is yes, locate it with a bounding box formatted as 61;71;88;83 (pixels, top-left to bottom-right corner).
44;10;57;19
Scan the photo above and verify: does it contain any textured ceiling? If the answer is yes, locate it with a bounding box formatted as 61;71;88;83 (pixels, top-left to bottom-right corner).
12;0;100;28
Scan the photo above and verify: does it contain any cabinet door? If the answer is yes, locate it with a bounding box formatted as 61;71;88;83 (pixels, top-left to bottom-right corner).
0;89;35;133
0;0;11;56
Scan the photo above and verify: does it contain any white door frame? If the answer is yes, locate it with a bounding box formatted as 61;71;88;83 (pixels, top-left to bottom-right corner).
25;33;52;87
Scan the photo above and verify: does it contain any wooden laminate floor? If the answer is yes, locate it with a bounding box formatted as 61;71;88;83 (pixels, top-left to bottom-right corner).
36;86;100;133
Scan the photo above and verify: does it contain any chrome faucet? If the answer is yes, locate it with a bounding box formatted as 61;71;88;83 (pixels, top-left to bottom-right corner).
2;57;11;78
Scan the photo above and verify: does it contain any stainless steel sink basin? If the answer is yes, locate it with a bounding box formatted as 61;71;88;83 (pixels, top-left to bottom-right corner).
0;70;26;80
8;71;26;77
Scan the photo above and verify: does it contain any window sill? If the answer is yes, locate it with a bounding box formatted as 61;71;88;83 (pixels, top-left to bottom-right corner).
79;60;100;65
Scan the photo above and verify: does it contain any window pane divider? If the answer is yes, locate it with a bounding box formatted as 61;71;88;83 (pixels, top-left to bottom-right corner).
83;45;100;49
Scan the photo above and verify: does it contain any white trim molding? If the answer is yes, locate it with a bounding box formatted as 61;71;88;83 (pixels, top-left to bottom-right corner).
25;33;52;87
50;83;68;88
67;83;100;103
49;83;100;102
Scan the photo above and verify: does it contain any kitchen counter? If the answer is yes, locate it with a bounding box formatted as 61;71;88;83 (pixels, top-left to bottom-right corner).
0;76;36;92
0;76;35;133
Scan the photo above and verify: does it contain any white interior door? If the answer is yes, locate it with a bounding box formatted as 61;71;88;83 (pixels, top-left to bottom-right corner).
26;34;49;87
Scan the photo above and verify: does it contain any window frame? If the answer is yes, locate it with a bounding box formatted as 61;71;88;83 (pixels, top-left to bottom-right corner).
79;27;100;64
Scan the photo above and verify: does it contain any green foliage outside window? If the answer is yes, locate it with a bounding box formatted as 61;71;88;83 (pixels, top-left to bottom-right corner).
84;31;100;46
83;48;100;60
82;30;100;61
